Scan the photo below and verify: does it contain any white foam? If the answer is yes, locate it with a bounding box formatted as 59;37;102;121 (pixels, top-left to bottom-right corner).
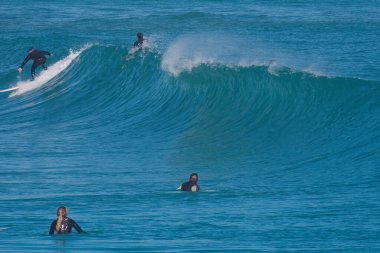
160;33;330;77
10;45;91;97
268;60;281;76
160;34;272;76
161;35;221;76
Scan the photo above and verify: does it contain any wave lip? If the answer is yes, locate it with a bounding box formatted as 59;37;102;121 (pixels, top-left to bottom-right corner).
160;34;260;77
10;45;91;97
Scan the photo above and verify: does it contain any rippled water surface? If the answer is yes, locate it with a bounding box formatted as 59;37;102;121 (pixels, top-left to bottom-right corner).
0;1;379;252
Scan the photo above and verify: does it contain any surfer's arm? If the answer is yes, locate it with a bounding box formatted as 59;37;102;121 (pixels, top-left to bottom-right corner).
41;51;51;56
71;219;84;233
19;55;31;69
49;220;56;235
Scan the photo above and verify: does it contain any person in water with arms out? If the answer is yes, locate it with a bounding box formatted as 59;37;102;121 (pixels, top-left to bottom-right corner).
178;173;200;192
133;32;145;48
18;47;51;80
49;206;84;235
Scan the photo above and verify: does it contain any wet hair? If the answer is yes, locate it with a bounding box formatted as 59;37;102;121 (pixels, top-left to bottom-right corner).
56;206;67;216
189;173;198;182
137;32;143;39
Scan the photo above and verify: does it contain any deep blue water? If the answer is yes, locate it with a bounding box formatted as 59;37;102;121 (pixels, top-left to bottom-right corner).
0;1;379;252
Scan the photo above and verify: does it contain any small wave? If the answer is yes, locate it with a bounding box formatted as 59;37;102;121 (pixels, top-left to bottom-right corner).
10;44;91;97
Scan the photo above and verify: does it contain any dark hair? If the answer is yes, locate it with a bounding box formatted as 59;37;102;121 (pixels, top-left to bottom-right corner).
137;32;143;39
56;206;67;216
189;173;198;181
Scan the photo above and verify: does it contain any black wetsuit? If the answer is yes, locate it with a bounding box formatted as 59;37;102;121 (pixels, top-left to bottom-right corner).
49;217;83;235
20;49;51;79
180;181;200;192
133;39;144;48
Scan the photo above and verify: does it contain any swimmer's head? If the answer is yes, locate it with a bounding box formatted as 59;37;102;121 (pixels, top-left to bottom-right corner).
27;47;35;53
189;173;198;182
137;32;143;39
57;206;68;217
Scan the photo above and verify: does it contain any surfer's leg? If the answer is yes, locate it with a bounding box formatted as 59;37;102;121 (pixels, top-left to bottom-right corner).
31;65;36;80
42;59;47;70
31;61;42;80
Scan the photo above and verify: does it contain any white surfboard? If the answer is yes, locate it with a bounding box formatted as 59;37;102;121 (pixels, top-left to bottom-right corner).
0;86;19;93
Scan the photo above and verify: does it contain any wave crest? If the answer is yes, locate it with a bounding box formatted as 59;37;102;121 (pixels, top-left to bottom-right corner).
161;33;269;76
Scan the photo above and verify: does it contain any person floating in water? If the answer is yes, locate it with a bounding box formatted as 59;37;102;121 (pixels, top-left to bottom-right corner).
49;206;84;235
133;32;145;48
18;47;51;80
178;173;200;192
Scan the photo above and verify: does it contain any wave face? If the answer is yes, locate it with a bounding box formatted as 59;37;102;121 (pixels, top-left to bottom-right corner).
3;45;379;164
0;1;379;252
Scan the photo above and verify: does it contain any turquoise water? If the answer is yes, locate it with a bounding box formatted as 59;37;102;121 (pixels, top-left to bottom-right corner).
1;1;379;252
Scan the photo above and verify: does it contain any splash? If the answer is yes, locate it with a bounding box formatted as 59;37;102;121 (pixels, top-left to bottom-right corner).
161;34;226;76
160;33;331;77
125;38;153;61
10;44;91;97
160;34;277;76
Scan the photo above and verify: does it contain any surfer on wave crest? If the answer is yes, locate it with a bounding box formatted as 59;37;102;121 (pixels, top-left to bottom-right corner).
18;47;51;80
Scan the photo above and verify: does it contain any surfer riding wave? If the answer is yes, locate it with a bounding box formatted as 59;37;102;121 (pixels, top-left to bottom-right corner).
18;47;51;80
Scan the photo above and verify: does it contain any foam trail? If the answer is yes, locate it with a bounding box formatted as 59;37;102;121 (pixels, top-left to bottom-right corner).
10;45;91;97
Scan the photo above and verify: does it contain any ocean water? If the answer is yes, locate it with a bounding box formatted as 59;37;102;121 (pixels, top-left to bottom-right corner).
0;0;379;252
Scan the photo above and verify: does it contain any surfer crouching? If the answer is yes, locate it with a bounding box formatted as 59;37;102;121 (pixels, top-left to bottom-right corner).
18;47;51;80
178;173;200;192
49;206;84;235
